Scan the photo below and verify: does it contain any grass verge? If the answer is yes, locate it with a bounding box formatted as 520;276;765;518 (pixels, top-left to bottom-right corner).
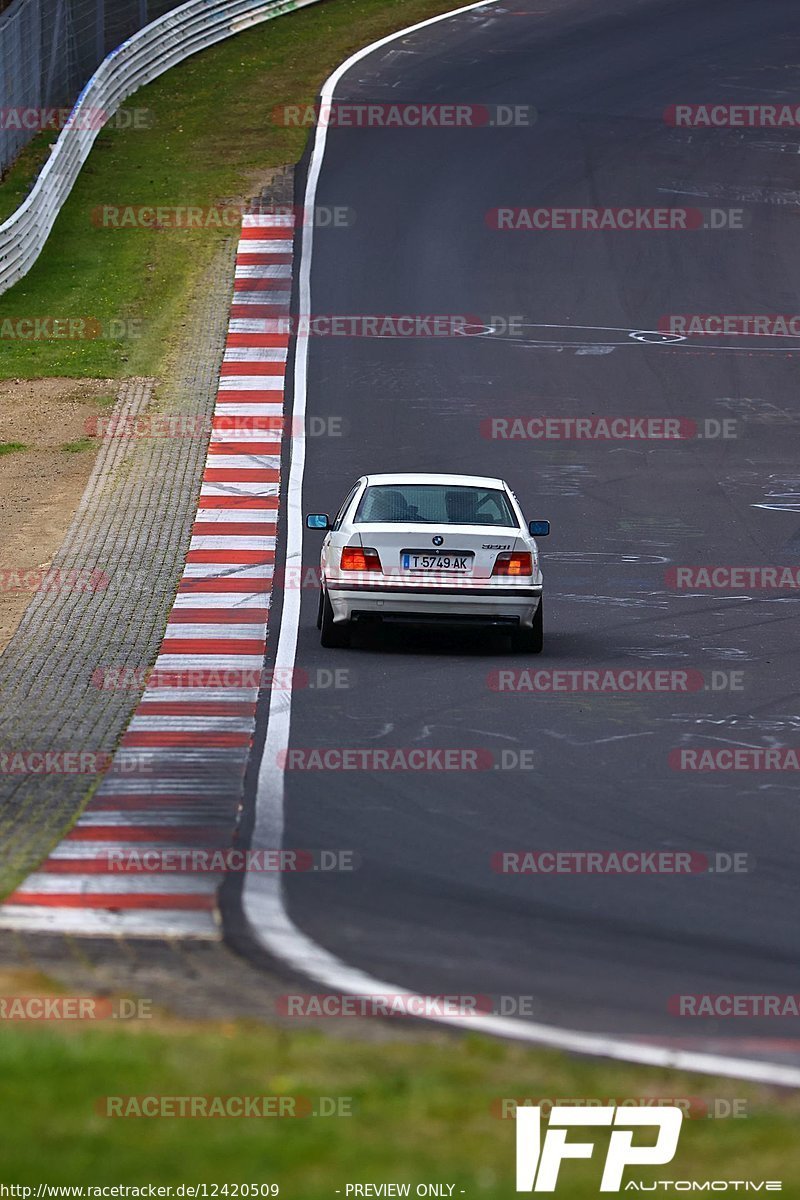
0;0;468;379
0;992;798;1193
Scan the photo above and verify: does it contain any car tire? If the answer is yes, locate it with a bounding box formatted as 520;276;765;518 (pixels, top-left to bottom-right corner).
511;599;543;653
316;588;324;630
320;587;351;648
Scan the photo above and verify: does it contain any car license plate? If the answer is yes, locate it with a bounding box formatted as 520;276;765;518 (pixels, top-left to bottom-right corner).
401;553;472;571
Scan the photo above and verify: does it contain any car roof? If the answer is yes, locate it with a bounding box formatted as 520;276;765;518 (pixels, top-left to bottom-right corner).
361;472;508;489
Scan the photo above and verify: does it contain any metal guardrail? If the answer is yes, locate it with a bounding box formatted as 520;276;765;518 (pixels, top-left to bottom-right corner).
0;0;322;296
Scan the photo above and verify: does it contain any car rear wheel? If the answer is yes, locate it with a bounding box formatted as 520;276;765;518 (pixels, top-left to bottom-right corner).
511;599;543;653
320;588;351;648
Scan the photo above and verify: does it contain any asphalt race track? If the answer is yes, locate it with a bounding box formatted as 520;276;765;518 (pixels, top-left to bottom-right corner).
239;0;800;1068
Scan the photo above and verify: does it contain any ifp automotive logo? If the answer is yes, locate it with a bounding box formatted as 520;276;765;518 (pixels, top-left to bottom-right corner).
514;1105;783;1192
515;1105;682;1192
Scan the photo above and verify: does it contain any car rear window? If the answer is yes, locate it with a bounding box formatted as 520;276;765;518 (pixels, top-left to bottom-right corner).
354;484;518;526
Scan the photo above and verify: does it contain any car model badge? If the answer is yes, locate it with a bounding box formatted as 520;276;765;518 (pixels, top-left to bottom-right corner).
432;536;444;546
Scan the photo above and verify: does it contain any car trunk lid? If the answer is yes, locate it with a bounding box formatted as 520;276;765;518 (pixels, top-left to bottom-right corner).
352;524;525;580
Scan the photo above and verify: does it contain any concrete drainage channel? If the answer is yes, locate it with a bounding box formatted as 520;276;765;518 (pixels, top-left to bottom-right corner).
0;172;295;937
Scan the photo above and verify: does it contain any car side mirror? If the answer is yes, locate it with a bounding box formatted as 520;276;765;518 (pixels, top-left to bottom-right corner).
529;520;550;537
306;514;331;531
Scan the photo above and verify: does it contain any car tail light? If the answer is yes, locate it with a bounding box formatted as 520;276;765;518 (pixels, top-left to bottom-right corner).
492;551;533;577
340;545;382;572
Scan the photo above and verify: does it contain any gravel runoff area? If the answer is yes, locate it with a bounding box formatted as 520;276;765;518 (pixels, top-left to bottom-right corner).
0;240;237;899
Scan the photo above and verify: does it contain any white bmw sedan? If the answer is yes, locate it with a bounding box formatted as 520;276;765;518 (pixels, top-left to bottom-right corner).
306;472;549;651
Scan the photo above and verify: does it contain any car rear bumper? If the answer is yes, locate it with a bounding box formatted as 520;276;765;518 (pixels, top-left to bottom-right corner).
326;580;543;628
